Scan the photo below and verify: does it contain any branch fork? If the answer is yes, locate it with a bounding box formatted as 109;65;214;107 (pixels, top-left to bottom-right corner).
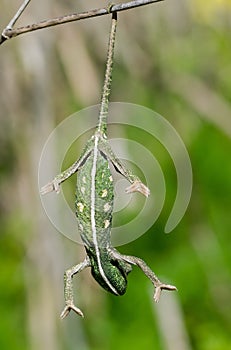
0;0;164;45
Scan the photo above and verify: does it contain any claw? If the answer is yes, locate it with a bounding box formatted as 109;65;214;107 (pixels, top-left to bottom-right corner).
125;180;150;198
40;179;60;195
154;283;177;303
60;303;84;319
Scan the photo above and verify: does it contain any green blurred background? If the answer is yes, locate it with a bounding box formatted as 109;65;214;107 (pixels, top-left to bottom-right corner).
0;1;231;349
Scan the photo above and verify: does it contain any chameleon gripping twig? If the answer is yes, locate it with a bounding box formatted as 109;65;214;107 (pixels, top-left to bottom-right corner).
41;12;176;319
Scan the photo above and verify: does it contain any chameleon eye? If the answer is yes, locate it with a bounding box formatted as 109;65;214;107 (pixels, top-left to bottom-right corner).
110;258;132;277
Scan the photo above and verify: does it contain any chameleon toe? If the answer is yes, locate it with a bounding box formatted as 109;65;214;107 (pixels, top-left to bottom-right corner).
60;304;84;319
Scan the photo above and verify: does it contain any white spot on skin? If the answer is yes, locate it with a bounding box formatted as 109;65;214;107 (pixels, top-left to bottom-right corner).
81;186;85;194
104;203;111;212
90;135;119;295
101;189;108;198
104;220;110;228
77;202;84;212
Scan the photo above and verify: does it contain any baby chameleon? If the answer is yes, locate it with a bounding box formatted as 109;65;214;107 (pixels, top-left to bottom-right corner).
41;12;176;319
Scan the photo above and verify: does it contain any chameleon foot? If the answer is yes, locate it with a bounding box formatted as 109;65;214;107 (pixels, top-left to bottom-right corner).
125;180;150;198
40;179;60;195
60;303;84;319
154;283;177;303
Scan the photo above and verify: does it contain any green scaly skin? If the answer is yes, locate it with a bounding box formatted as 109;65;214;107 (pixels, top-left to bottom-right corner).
41;12;176;319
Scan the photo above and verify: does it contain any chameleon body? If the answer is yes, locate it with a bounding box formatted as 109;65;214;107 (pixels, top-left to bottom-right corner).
41;12;176;319
75;137;130;296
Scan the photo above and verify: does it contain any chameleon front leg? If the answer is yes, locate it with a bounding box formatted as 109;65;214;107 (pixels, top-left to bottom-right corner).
101;141;150;198
60;257;91;319
112;250;177;302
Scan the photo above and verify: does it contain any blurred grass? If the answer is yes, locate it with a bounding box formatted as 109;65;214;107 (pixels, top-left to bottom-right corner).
0;0;231;349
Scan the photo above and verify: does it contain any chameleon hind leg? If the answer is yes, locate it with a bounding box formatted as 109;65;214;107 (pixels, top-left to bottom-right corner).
111;250;177;302
40;139;94;194
60;257;90;319
100;141;150;198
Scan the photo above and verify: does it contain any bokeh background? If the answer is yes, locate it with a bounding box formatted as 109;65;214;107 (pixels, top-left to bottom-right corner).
0;0;231;349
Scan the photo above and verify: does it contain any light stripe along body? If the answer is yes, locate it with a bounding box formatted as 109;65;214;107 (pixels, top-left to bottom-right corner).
41;12;176;319
76;135;121;295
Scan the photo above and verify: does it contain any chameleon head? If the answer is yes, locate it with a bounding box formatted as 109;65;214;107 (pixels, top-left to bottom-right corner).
87;248;132;296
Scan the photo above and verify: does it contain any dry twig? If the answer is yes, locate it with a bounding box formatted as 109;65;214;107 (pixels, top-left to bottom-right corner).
0;0;164;45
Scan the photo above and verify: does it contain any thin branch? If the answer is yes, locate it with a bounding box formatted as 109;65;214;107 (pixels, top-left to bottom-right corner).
0;0;164;45
6;0;31;30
